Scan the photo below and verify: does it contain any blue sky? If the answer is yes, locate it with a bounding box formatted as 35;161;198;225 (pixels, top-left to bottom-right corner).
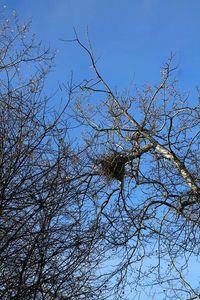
3;0;200;93
2;1;200;299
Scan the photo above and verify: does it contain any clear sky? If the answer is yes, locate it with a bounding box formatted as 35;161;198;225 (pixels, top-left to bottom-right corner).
3;0;200;93
2;1;200;299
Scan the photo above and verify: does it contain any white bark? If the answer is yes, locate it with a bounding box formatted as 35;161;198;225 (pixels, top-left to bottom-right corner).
118;105;199;193
155;144;199;193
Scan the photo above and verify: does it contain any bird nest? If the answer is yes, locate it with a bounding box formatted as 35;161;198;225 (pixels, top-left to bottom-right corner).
97;152;127;182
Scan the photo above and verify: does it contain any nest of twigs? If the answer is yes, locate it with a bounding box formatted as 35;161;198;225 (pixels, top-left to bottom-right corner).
97;152;128;182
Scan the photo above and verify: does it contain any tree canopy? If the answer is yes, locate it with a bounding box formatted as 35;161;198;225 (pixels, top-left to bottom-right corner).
0;13;199;300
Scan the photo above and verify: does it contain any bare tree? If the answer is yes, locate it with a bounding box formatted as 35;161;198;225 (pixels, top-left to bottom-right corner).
1;10;199;300
0;14;106;300
66;35;200;300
